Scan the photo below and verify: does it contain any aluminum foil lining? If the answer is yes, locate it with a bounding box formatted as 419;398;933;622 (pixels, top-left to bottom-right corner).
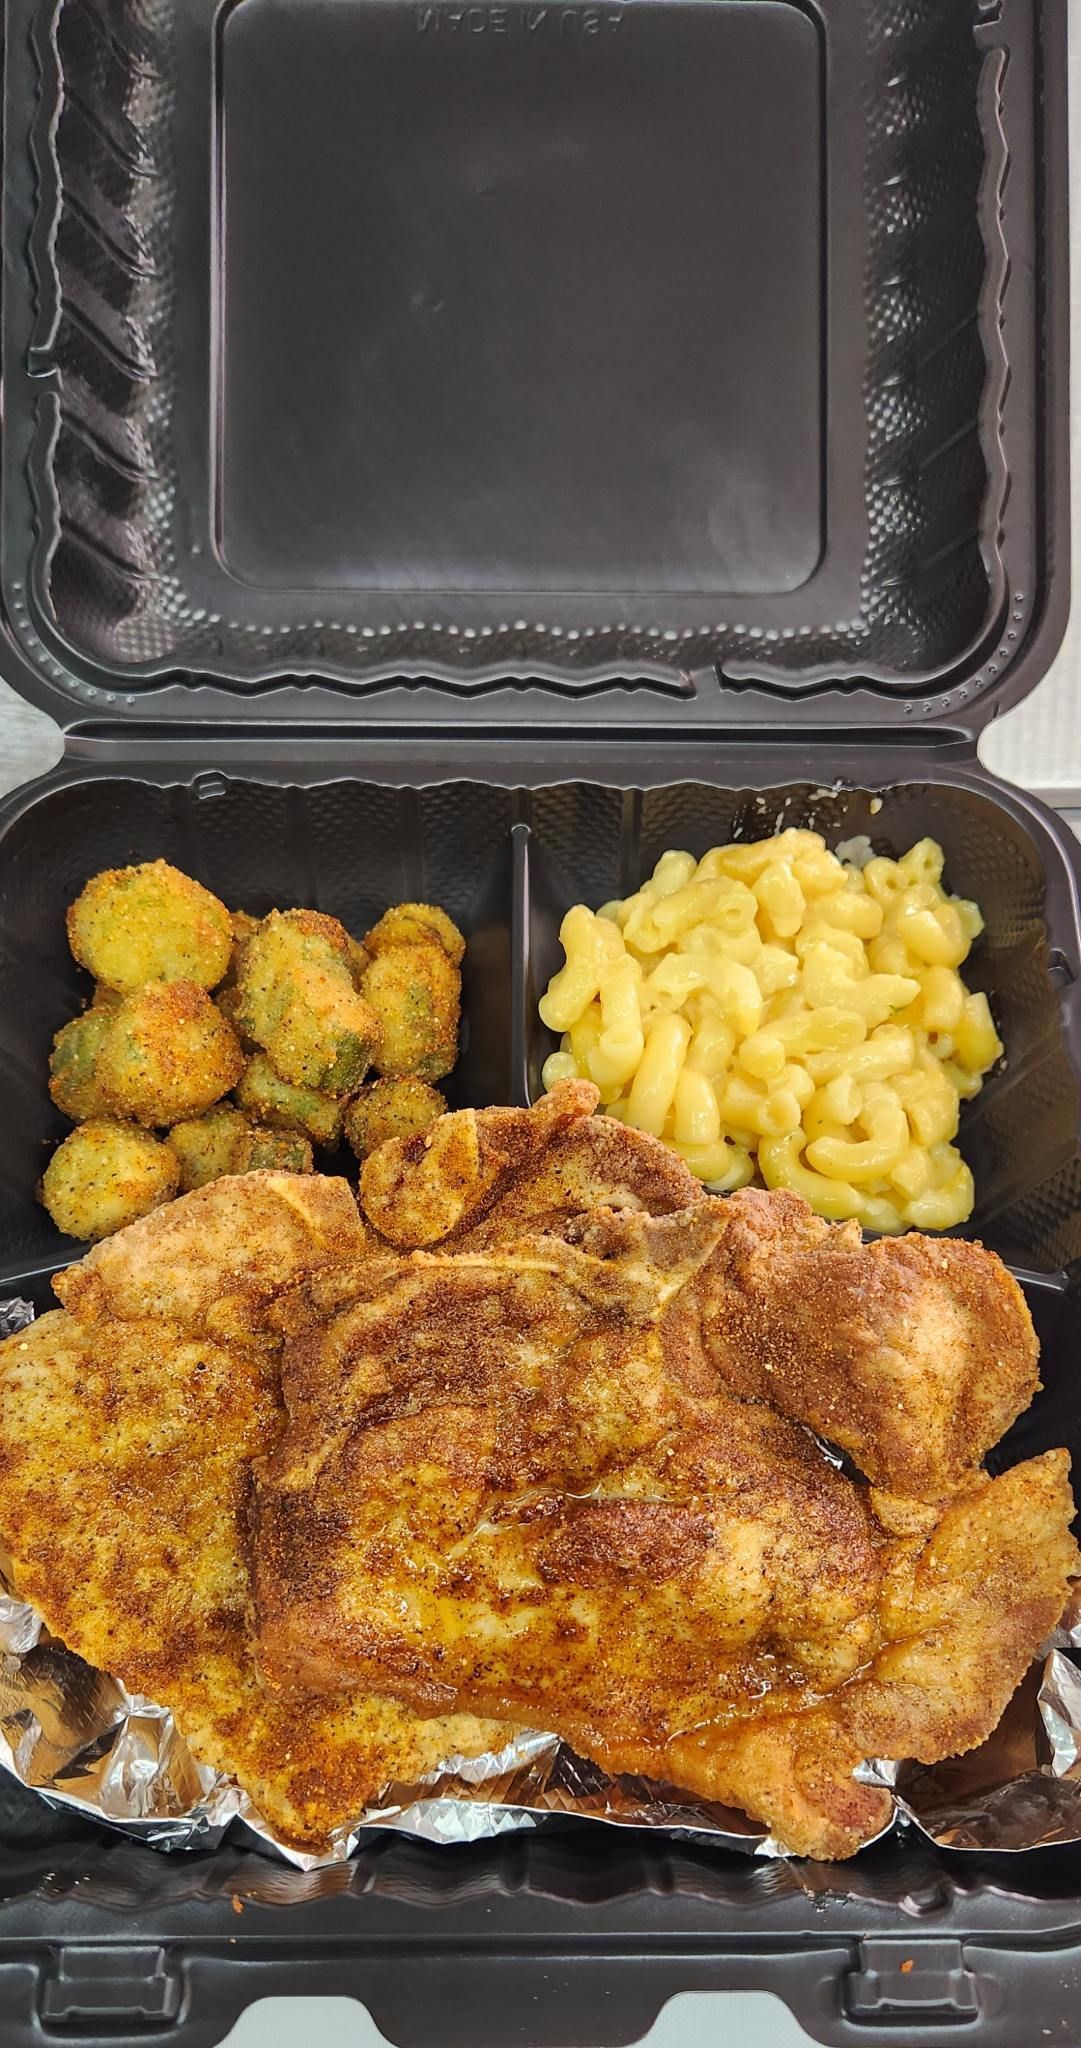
2;1296;1080;1867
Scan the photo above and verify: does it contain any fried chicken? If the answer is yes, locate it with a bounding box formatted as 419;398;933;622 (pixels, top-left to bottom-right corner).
255;1212;887;1704
0;1095;1073;1862
252;1197;1077;1859
0;1175;505;1850
274;1080;700;1333
357;1085;1041;1500
358;1078;702;1249
685;1185;1041;1500
667;1453;1076;1857
54;1168;368;1342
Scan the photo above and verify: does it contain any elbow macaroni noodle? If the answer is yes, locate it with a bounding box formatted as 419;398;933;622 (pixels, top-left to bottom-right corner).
539;830;1001;1230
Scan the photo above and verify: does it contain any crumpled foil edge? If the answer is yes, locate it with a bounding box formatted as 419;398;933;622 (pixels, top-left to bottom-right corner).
2;1296;1080;1867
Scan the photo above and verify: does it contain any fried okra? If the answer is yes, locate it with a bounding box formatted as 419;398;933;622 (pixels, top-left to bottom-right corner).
216;909;262;994
232;1126;314;1175
235;1053;344;1149
41;1120;180;1241
167;1104;251;1191
344;1077;447;1161
96;982;245;1127
167;1105;314;1189
363;902;465;966
67;861;232;993
48;1006;115;1122
361;941;460;1082
267;973;380;1094
230;909;262;949
215;983;258;1051
234;910;381;1094
345;936;371;988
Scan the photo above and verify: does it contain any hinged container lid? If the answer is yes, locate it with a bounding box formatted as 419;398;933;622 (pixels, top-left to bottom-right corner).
0;0;1070;733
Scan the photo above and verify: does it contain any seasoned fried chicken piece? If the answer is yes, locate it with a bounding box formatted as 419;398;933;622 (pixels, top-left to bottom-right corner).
662;1451;1078;1859
252;1204;1077;1857
4;1088;1069;1863
360;1088;1038;1500
689;1186;1041;1499
286;1082;688;1336
358;1079;701;1249
54;1170;367;1343
254;1218;888;1714
0;1309;503;1850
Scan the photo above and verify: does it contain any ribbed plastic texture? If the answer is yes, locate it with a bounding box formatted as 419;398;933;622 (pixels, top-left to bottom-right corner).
25;0;1008;690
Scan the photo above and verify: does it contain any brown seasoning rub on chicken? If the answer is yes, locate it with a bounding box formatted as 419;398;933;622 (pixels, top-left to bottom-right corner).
357;1082;1043;1500
0;1089;1074;1860
252;1169;1076;1859
358;1078;702;1249
0;1174;506;1849
688;1185;1042;1501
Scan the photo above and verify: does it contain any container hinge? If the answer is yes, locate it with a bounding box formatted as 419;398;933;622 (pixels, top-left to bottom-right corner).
37;1945;181;2031
845;1939;979;2026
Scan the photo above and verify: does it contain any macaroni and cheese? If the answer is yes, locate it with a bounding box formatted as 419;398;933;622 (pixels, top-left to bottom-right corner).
539;829;1000;1230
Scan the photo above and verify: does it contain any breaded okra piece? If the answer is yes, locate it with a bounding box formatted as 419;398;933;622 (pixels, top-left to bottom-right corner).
67;860;233;993
234;910;380;1094
361;941;460;1082
344;1076;447;1160
41;1120;180;1241
96;982;245;1126
235;1052;345;1149
362;902;465;966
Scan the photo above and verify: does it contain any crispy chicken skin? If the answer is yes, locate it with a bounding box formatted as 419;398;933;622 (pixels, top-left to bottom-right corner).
359;1086;1041;1500
253;1219;888;1715
358;1079;702;1249
661;1451;1077;1858
54;1169;367;1343
0;1307;503;1850
686;1186;1041;1500
1;1093;1073;1862
252;1194;1077;1859
268;1081;653;1328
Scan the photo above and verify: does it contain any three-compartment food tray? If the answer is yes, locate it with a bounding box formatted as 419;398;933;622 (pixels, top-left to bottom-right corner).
0;0;1079;2042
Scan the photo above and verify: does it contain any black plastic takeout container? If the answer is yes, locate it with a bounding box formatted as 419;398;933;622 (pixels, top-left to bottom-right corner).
0;0;1078;2040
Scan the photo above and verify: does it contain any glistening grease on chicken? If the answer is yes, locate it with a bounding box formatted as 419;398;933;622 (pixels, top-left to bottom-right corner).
0;1085;1075;1860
